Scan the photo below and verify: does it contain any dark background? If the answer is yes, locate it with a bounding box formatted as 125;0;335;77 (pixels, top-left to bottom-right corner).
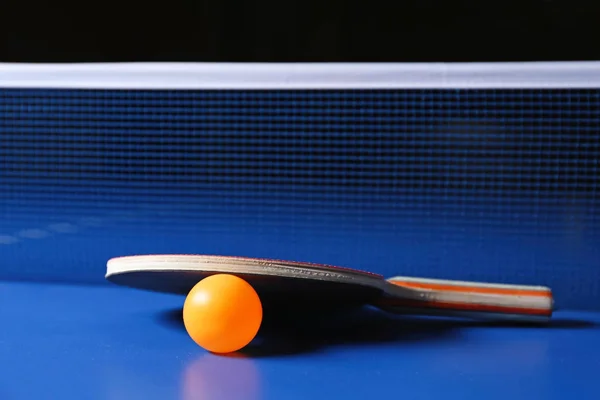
0;0;598;62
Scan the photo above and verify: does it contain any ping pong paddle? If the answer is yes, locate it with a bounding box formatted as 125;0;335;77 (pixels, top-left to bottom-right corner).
105;254;554;323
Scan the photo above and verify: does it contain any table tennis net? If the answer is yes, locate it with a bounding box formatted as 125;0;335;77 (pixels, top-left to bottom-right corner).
0;63;598;310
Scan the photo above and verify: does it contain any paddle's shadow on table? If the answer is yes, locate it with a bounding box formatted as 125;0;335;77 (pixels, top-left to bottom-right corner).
154;305;596;357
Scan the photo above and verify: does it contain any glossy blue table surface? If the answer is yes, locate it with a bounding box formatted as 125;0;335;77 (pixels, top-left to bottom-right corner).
1;281;599;400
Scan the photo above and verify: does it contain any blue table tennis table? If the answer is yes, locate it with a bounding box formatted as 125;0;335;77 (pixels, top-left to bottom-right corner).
2;281;599;400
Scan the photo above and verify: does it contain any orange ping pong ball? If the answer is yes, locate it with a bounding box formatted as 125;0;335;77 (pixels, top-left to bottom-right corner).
183;274;263;353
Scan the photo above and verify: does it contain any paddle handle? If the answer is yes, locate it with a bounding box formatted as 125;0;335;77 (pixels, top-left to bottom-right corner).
378;276;554;322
